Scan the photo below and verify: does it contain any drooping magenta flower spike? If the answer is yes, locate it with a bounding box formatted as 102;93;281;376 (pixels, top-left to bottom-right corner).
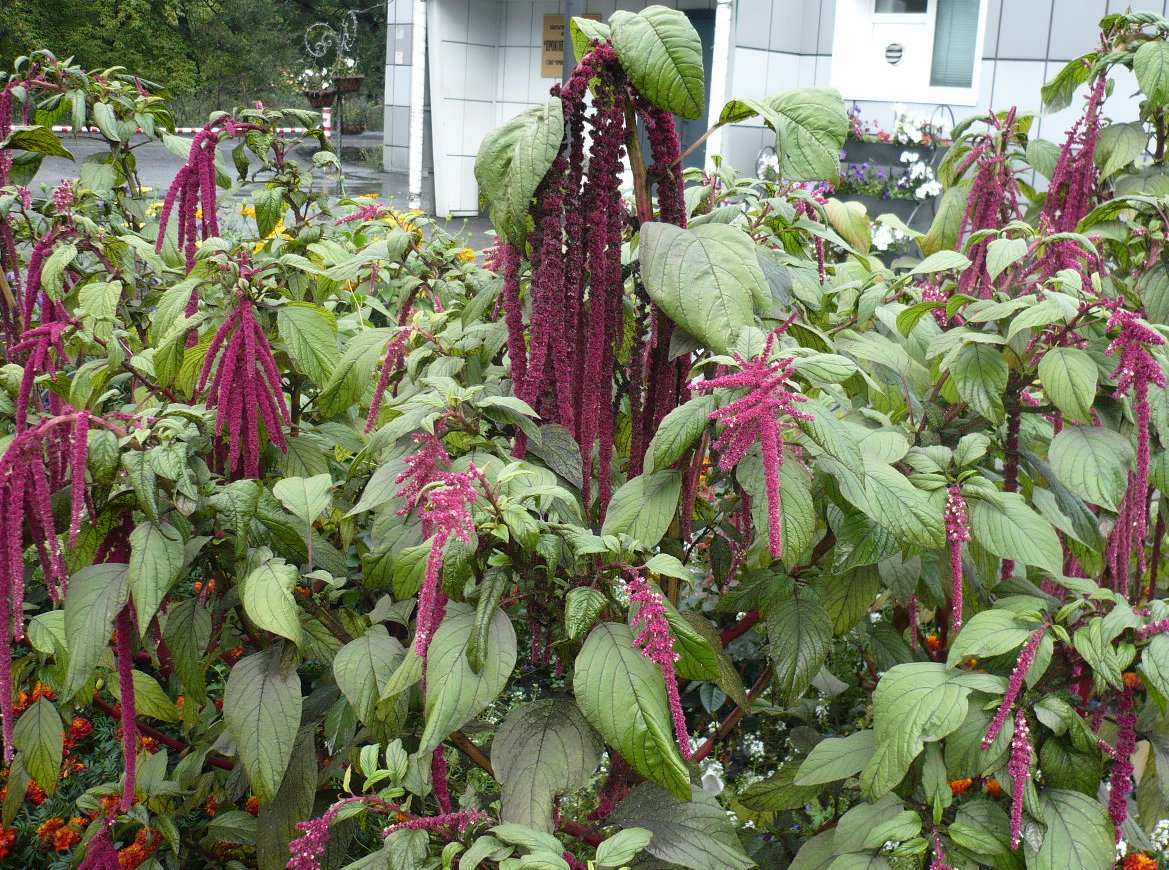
1109;686;1137;839
982;627;1047;749
196;295;290;478
364;327;413;433
393;433;479;662
1105;310;1167;589
944;485;972;635
626;568;691;759
693;316;813;558
1008;708;1033;849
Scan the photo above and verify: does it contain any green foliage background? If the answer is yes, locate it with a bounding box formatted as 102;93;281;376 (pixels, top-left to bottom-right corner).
0;0;387;125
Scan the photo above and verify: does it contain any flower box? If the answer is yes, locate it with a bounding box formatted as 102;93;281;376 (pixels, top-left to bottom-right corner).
303;88;336;109
336;74;365;95
841;140;931;167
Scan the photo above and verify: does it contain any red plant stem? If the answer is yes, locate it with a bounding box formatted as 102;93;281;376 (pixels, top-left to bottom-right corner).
114;607;138;810
1001;401;1021;581
624;102;654;227
558;820;606;848
1150;513;1165;600
92;697;236;771
721;609;760;645
691;664;774;763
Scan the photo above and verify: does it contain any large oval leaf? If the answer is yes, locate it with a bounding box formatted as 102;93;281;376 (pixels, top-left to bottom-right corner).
241;558;303;647
333;626;405;730
609;783;755;870
719;88;848;182
969;492;1063;575
1038;347;1097;424
610;7;705;119
640;222;764;354
128;521;184;636
861;663;972;799
1049;426;1134;512
491;699;603;833
601;470;682;550
223;643;303;805
573;622;690;799
419;603;517;754
767;595;832;703
1027;789;1113;870
62;563;129;699
475;98;564;250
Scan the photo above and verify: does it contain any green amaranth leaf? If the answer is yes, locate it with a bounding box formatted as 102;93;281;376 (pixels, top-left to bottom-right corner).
223;643;302;805
419;603;517;754
640;222;765;354
491;699;603;833
128;521;185;635
609;783;755;870
475;98;564;250
610;7;705;119
62;563;129;699
573;622;690;800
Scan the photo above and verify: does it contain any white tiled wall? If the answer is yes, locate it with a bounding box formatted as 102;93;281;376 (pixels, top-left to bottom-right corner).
428;0;719;216
409;0;1169;216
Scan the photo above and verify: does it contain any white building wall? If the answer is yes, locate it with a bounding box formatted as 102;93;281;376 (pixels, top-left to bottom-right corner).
387;0;1169;217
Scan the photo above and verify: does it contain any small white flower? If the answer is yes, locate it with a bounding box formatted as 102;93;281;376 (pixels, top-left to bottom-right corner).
900;150;919;164
701;768;725;794
869;612;883;624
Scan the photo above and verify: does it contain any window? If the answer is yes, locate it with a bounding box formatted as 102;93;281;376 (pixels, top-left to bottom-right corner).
930;0;980;87
875;0;928;12
831;0;986;104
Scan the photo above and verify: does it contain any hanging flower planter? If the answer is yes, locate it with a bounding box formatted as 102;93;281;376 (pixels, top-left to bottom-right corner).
303;88;336;109
341;120;366;135
336;73;364;95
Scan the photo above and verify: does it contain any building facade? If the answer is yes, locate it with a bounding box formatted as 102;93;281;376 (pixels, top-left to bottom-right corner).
384;0;1168;218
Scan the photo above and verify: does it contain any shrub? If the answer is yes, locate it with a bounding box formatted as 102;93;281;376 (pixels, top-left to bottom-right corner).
5;8;1169;870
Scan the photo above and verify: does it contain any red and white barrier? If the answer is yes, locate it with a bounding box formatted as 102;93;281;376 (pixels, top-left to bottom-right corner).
50;107;332;139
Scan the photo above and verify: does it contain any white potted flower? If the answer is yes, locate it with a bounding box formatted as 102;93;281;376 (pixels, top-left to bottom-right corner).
335;55;364;95
299;67;336;108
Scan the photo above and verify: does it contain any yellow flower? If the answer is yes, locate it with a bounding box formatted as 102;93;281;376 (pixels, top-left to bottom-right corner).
458;248;476;262
196;206;203;219
239;205;257;217
357;192;380;200
253;219;292;252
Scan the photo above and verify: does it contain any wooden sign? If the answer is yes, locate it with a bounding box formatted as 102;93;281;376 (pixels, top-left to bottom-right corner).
541;14;602;78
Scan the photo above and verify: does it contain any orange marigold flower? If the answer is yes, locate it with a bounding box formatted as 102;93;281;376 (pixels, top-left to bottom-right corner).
62;757;86;777
1124;854;1159;870
245;795;259;816
52;826;81;852
948;778;974;795
139;735;157;753
205;796;219;817
1124;671;1145;690
924;634;942;653
37;818;66;842
193;581;203;593
0;826;17;859
985;777;1003;797
69;716;93;741
26;781;47;805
